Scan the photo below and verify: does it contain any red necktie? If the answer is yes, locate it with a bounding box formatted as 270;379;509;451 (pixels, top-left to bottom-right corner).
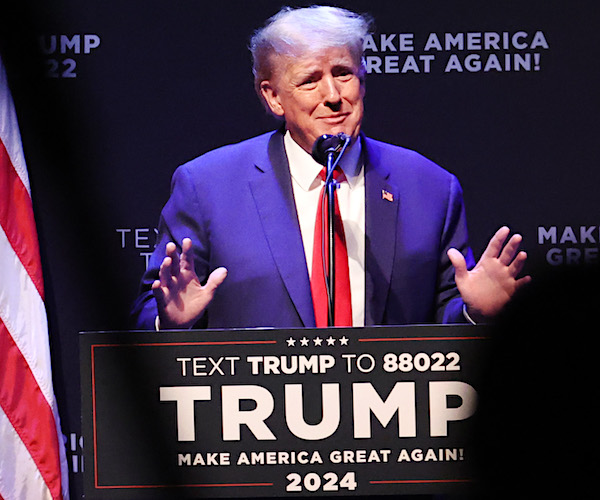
311;167;352;327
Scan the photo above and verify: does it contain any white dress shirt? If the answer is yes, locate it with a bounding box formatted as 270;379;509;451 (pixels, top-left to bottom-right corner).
284;131;365;327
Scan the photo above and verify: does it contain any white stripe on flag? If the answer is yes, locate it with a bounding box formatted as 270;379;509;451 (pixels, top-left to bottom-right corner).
0;223;54;404
0;405;53;500
0;62;30;195
0;56;69;500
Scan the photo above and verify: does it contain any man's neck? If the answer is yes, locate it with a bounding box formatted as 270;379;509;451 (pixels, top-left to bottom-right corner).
284;130;362;183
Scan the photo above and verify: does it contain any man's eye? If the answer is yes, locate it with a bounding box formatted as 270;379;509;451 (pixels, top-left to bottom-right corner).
336;70;353;78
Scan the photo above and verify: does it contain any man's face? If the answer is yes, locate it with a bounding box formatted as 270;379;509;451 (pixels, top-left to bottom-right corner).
260;46;365;154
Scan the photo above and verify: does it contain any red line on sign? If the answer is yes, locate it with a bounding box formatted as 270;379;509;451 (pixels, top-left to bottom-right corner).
370;479;473;484
91;340;277;348
89;341;277;488
95;482;274;489
358;336;489;342
91;345;100;489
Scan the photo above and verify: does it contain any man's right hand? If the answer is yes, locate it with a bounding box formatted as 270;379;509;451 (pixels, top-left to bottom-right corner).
152;237;227;329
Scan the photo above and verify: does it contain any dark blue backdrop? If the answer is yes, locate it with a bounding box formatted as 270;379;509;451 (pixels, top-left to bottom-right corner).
1;1;599;497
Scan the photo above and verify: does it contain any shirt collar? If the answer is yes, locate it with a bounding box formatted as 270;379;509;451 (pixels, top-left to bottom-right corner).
284;130;363;191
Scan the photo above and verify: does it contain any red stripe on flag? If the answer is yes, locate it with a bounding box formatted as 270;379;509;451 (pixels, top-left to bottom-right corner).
0;138;44;300
0;317;63;500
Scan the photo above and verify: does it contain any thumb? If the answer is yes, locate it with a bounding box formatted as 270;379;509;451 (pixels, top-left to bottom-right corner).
204;267;228;294
447;249;468;281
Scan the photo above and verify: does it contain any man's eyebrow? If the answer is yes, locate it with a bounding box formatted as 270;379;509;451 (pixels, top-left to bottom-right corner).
331;58;355;68
293;68;322;81
333;63;354;70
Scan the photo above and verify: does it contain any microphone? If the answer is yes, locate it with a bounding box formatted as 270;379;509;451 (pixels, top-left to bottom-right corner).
311;133;351;327
311;133;351;166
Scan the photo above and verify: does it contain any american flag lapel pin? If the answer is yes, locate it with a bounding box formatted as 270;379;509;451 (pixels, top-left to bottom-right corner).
382;189;394;202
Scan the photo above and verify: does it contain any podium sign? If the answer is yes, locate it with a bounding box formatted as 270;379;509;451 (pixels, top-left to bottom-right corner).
81;325;490;498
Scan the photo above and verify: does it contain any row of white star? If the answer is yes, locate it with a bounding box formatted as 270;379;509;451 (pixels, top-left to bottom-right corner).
285;336;350;347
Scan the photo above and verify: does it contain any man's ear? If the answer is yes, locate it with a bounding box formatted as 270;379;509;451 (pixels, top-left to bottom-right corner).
260;81;285;117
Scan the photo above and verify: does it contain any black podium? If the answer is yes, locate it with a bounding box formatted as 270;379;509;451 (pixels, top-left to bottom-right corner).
80;324;490;499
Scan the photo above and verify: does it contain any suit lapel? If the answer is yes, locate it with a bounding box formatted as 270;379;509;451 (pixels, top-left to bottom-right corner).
249;131;316;327
364;137;400;325
247;132;400;327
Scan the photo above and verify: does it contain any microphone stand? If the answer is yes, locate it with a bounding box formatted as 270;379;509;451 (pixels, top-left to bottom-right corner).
322;135;351;326
325;151;336;326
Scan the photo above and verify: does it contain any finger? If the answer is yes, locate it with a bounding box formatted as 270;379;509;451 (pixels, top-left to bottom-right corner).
498;233;523;266
165;241;181;277
152;279;167;303
180;237;195;271
447;249;468;281
514;274;532;290
508;250;528;276
203;267;228;295
165;241;177;256
480;226;510;260
158;256;174;285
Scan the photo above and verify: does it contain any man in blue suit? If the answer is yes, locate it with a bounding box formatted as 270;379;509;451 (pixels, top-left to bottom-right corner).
131;5;530;331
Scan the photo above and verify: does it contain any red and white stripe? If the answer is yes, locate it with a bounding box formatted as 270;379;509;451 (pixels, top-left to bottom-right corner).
0;58;69;500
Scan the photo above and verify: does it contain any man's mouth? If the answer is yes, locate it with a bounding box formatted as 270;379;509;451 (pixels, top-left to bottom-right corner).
319;113;349;124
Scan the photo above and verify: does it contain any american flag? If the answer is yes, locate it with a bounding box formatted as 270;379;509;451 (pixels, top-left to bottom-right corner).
0;57;69;499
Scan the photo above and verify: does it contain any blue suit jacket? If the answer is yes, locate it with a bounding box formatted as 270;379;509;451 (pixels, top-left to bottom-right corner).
131;129;475;329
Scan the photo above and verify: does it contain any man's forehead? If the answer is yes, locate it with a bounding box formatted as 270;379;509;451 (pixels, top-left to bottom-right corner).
271;47;357;75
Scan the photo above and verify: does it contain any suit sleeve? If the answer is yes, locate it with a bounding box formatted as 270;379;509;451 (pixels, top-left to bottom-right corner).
129;163;210;329
435;175;475;323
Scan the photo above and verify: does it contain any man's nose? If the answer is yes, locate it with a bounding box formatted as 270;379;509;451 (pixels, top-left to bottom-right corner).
321;75;342;106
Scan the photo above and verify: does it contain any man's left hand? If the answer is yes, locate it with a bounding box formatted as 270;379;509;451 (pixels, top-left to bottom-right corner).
448;226;532;322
